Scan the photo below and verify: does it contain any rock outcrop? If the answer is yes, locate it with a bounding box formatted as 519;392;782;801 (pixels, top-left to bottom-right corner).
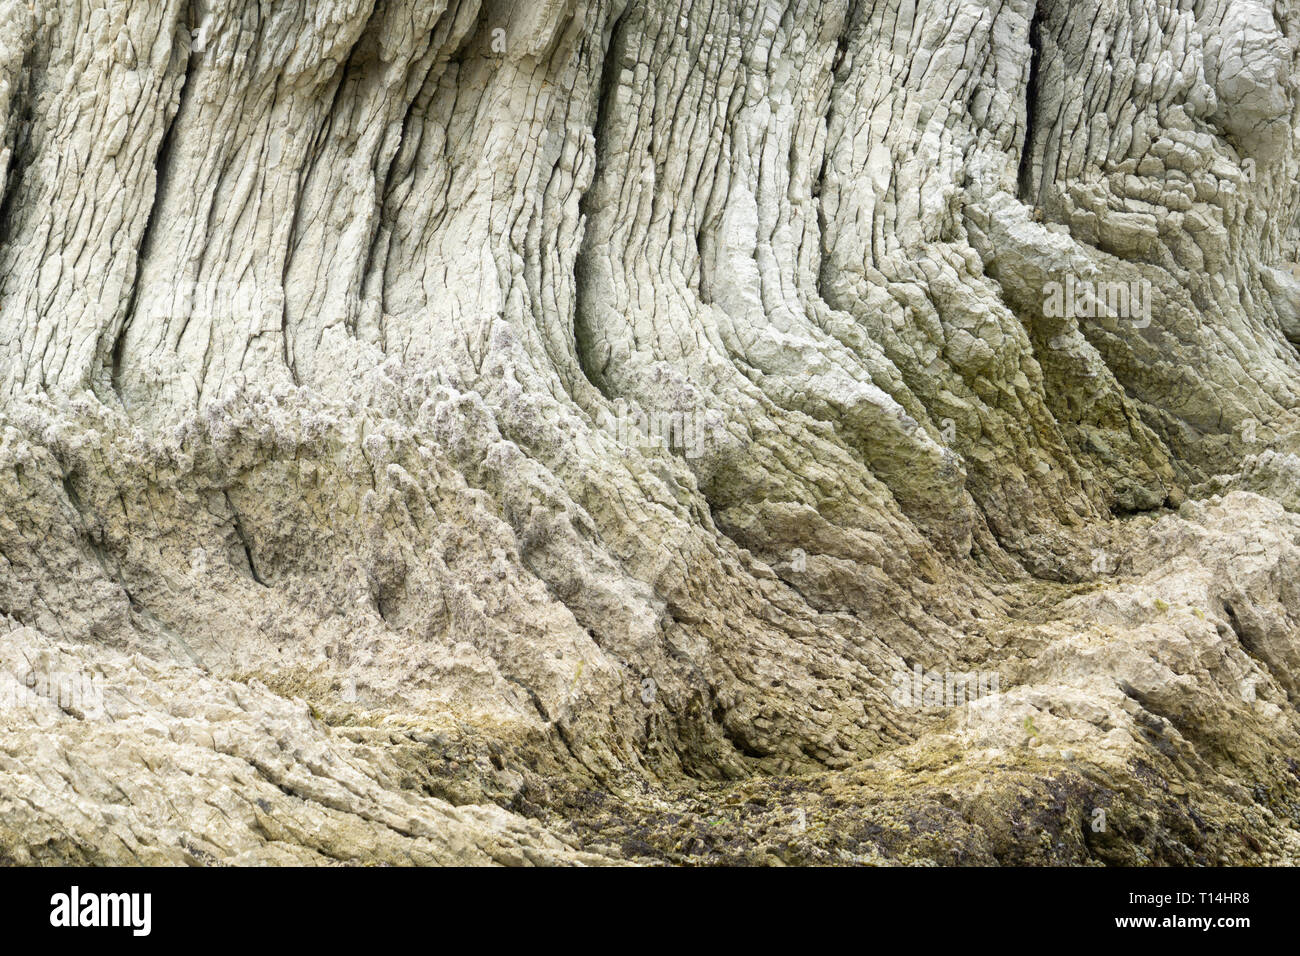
2;0;1299;864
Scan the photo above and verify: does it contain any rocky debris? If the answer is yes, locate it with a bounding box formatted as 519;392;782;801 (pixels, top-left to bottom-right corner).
1;0;1300;864
0;623;611;865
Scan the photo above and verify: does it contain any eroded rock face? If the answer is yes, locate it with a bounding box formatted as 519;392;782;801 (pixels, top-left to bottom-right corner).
1;0;1299;865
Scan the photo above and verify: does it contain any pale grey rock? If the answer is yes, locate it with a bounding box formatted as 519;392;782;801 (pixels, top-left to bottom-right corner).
1;0;1299;864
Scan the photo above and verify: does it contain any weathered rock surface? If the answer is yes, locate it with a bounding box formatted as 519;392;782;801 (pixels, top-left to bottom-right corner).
1;0;1300;865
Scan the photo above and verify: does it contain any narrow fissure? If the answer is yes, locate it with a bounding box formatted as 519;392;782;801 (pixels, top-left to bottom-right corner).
107;17;200;405
1016;1;1045;205
572;5;631;400
224;490;268;587
0;37;41;261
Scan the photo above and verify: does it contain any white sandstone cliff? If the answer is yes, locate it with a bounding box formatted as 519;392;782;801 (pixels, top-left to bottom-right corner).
1;0;1299;864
